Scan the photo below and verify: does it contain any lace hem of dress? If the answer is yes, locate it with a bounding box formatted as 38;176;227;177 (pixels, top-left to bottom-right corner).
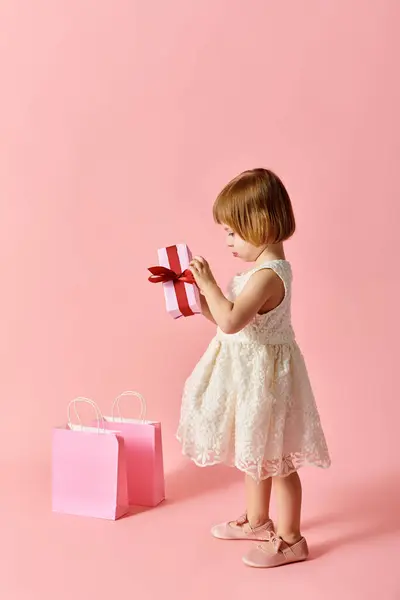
177;435;331;481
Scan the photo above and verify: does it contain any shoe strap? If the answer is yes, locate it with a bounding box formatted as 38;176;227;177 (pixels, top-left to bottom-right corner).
235;513;248;526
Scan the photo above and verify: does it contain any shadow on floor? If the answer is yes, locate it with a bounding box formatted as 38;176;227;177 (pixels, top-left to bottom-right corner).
304;473;400;558
165;465;400;559
165;462;242;503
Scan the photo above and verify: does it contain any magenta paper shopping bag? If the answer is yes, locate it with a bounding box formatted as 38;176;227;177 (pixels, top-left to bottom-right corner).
52;397;129;520
102;391;165;507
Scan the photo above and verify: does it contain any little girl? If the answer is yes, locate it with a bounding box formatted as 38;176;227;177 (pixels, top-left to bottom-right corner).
176;168;331;568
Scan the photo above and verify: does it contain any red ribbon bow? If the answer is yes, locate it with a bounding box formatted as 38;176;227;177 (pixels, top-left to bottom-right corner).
148;266;196;285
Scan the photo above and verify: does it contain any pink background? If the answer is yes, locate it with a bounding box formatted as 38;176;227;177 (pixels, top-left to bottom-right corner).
1;1;399;598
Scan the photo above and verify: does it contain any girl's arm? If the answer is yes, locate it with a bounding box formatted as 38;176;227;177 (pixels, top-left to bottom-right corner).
200;295;216;324
189;256;282;334
203;269;277;334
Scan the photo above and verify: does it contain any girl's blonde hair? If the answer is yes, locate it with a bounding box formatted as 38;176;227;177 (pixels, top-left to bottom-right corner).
213;168;296;246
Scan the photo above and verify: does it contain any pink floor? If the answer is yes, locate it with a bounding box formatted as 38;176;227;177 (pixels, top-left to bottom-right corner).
2;452;399;600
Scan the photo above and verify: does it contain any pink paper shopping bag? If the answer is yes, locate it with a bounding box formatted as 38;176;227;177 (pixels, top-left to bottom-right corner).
102;391;165;507
52;397;129;520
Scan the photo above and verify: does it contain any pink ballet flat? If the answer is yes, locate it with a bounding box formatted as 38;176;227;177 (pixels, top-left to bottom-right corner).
211;513;274;540
243;531;309;568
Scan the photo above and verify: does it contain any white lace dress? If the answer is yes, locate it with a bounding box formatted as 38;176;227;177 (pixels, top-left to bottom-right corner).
176;260;331;481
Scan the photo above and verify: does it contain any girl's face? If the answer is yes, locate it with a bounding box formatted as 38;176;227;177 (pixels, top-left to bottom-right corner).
223;225;261;262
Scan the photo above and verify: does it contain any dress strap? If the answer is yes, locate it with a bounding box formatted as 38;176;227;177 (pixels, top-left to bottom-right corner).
250;259;291;277
246;260;292;294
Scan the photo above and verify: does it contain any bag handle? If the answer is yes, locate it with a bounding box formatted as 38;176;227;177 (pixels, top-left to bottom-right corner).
111;390;147;422
67;397;105;433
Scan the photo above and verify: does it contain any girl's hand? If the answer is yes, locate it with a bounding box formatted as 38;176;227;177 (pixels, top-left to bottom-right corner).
189;256;217;295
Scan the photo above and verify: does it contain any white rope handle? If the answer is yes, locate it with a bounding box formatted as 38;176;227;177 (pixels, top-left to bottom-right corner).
67;397;105;433
111;390;147;422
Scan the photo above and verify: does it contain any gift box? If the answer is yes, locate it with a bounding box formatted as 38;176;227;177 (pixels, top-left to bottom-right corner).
148;243;201;319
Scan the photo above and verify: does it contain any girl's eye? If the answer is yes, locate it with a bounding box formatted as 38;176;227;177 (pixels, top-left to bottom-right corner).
228;232;234;237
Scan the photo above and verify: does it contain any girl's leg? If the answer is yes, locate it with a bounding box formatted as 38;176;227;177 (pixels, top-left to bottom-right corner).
273;471;303;543
242;472;309;567
211;473;273;540
245;474;272;528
